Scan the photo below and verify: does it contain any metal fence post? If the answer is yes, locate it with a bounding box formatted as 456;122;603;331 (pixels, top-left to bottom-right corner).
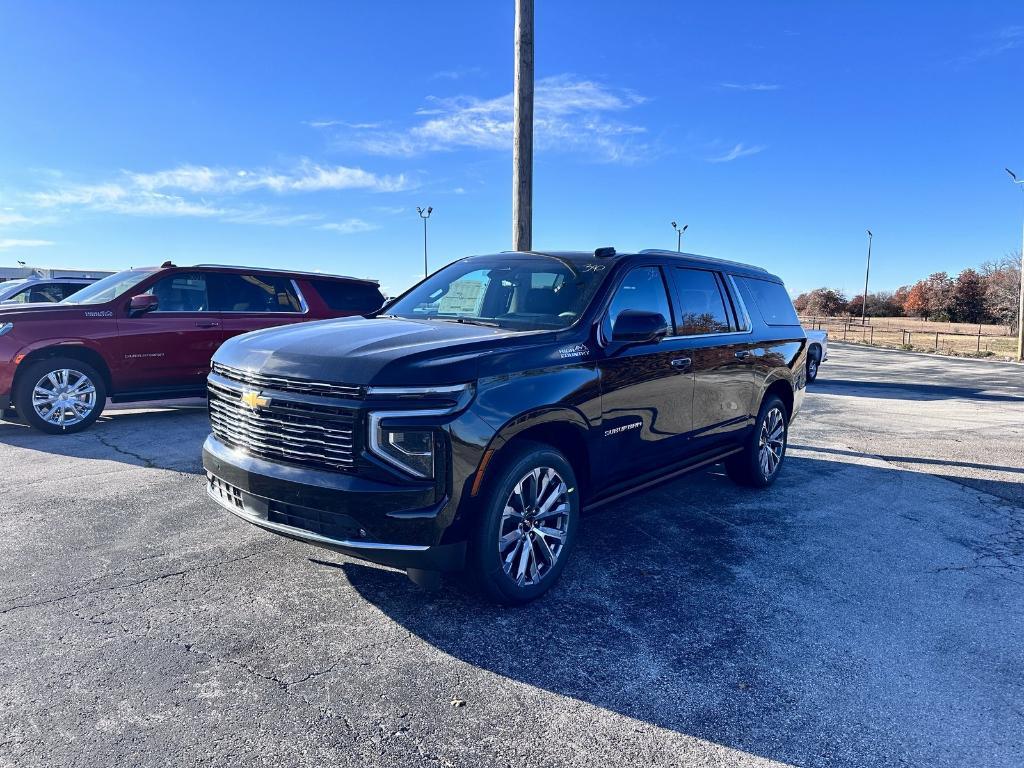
935;332;939;351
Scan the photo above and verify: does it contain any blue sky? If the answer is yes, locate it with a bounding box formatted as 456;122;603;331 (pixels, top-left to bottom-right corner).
0;1;1022;297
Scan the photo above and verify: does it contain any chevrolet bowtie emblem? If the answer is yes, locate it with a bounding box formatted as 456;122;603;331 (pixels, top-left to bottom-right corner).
240;390;270;410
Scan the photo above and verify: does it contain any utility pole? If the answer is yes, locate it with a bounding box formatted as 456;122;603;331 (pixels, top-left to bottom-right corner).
1006;169;1024;361
672;221;688;252
417;206;432;278
512;0;534;251
862;229;872;326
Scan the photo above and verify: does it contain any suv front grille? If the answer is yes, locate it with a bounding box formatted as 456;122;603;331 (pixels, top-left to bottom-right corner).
207;378;357;472
212;362;364;399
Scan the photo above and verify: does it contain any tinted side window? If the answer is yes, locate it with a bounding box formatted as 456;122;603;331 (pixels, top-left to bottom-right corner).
145;272;210;312
607;266;673;330
211;274;303;313
735;276;800;326
670;268;733;335
310;280;385;313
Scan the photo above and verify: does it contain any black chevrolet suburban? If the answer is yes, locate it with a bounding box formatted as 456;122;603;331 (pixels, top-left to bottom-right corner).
203;248;807;603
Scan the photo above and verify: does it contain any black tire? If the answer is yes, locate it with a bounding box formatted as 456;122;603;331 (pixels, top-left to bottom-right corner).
14;357;107;434
467;441;580;605
725;395;789;488
806;346;821;383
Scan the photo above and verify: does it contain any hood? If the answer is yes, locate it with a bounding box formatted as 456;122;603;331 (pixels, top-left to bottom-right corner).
213;316;562;387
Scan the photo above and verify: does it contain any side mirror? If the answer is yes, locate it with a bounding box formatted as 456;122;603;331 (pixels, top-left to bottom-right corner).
612;310;669;344
128;294;159;316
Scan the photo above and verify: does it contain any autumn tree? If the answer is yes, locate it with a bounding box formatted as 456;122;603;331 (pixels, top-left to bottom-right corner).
903;281;930;318
949;268;987;323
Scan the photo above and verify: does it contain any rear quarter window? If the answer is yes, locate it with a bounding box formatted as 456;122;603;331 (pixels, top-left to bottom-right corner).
310;280;385;313
735;276;800;326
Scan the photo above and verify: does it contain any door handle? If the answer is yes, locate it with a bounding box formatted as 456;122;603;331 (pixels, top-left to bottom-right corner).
735;350;752;360
195;321;221;328
670;357;691;370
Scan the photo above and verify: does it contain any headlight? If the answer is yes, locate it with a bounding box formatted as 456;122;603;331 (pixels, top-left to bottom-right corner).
369;417;435;478
0;323;13;337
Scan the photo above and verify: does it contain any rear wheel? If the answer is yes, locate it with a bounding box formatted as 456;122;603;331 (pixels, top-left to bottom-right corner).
14;357;107;434
806;346;821;383
468;441;579;605
725;395;788;488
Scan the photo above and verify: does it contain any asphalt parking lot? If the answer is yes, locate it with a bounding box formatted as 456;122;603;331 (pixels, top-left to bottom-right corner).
1;343;1022;768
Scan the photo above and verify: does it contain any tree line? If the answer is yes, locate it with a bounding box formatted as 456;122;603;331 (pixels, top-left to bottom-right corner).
793;252;1022;330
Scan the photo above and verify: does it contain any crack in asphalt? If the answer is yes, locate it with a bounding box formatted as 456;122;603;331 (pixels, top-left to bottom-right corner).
0;549;273;616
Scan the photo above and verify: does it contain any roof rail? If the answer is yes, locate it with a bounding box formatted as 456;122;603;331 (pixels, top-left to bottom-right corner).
190;264;379;284
637;249;769;273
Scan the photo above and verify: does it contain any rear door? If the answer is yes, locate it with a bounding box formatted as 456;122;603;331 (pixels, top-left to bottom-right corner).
665;267;757;450
116;271;224;391
209;272;311;341
597;264;694;483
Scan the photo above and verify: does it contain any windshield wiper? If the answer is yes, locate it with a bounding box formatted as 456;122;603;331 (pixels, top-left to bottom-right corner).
440;317;502;328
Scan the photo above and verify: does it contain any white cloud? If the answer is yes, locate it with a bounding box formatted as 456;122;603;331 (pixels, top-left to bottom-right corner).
430;67;484;81
0;238;54;250
318;218;379;234
719;82;782;91
0;211;31;226
128;160;409;195
305;119;382;130
707;143;766;163
338;74;650;163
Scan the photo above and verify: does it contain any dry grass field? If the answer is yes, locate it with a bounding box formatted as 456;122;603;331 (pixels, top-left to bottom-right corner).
800;316;1019;358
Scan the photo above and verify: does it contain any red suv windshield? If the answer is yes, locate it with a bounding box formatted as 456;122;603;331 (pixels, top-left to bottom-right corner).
60;269;153;305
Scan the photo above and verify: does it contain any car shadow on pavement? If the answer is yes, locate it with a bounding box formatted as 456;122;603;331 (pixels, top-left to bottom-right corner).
335;456;1023;767
812;378;1024;403
0;402;208;474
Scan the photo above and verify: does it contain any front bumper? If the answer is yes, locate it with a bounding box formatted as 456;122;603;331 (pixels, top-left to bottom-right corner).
203;435;466;572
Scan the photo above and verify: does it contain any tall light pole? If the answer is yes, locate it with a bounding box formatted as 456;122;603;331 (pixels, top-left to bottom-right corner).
512;0;534;251
862;229;873;326
672;221;688;252
1006;168;1024;361
417;206;433;278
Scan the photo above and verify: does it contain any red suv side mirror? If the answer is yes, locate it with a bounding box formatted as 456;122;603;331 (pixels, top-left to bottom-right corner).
128;294;159;316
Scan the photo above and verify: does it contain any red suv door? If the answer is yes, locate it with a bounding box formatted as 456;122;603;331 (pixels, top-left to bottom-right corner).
208;272;311;341
115;271;224;392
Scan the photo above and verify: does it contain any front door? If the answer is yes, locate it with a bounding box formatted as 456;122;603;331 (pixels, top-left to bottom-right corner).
597;265;694;484
116;271;223;392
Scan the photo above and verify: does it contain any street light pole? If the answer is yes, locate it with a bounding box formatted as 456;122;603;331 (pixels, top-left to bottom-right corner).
862;229;873;326
417;206;433;278
671;221;688;253
1007;169;1024;361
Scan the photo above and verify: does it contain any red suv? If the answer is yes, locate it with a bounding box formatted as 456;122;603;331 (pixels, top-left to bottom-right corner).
0;263;384;433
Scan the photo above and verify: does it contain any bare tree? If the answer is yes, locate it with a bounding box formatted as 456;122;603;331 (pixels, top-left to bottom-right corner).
981;252;1022;331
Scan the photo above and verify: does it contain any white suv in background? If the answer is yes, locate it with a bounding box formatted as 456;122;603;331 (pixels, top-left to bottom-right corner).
0;277;98;304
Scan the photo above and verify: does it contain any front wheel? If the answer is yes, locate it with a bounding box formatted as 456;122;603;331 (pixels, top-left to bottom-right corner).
14;357;107;434
468;442;579;605
725;395;788;488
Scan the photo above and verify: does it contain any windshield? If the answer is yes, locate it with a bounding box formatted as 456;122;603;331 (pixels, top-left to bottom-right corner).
0;280;29;300
384;256;607;331
59;269;153;305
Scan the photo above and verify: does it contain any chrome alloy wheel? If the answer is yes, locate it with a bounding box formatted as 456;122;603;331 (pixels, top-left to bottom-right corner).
808;357;818;379
758;406;786;478
31;368;98;428
498;467;570;587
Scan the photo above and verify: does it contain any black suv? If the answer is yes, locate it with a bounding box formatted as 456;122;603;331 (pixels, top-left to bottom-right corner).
203;248;807;603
